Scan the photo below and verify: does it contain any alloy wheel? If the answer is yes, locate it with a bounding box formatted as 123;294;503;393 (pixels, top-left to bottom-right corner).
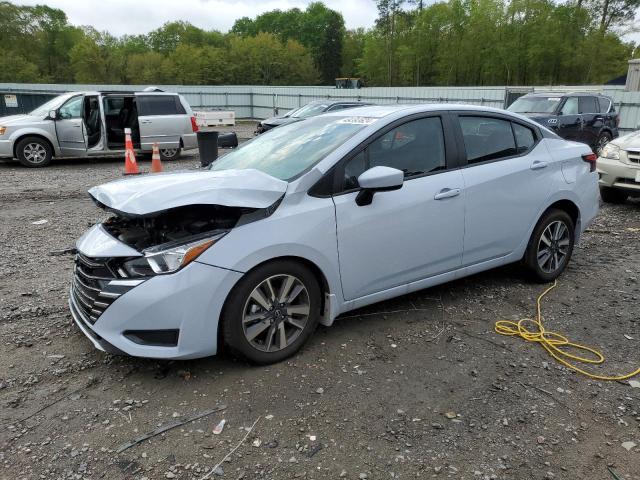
537;220;571;274
160;148;178;158
242;274;310;352
24;143;47;164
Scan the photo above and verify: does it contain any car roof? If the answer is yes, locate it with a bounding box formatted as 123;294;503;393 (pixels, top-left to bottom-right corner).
322;103;522;119
523;91;608;98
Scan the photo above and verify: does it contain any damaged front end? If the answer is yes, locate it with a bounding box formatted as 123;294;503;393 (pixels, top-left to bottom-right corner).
70;169;287;352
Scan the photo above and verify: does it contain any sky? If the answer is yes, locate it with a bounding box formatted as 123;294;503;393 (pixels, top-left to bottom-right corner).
13;0;379;36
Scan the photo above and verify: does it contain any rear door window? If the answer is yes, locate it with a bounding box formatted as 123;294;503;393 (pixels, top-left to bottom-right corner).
138;95;186;116
459;116;517;164
597;97;611;113
578;96;598;114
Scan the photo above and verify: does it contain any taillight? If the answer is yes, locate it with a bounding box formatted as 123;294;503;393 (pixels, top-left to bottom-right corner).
190;116;199;133
582;152;597;172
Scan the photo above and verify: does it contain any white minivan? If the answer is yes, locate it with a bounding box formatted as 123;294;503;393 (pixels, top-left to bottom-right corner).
0;90;198;167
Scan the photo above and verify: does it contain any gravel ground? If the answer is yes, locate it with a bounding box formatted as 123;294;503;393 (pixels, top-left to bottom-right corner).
0;122;639;480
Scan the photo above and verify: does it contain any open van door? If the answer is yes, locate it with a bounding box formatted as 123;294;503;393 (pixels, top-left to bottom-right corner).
55;95;87;156
135;94;185;151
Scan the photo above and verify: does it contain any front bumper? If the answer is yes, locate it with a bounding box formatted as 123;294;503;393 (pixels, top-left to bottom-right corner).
0;139;13;158
597;155;640;194
69;260;243;359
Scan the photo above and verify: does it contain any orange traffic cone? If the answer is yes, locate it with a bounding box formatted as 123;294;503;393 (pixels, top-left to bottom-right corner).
150;143;163;173
123;128;140;175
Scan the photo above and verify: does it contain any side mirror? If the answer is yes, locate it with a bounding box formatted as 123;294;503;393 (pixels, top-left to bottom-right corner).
355;166;404;206
48;110;57;120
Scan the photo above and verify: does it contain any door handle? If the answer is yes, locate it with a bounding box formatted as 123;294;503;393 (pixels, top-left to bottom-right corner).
72;124;82;128
434;188;461;200
140;120;152;124
530;161;548;170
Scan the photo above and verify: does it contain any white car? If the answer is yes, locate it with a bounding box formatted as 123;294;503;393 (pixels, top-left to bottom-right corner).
597;130;640;203
70;104;599;364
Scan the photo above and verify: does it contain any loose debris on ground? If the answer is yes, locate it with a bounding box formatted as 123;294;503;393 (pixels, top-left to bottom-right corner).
1;122;639;479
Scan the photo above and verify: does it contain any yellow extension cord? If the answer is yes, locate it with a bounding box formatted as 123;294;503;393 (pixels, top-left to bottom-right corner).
494;280;640;381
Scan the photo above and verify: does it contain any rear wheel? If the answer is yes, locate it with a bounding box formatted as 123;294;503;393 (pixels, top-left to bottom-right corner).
524;209;575;283
600;186;628;204
160;147;181;161
221;260;321;364
16;136;52;167
595;132;612;155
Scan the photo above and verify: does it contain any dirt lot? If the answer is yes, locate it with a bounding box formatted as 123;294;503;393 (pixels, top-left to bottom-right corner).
1;124;639;480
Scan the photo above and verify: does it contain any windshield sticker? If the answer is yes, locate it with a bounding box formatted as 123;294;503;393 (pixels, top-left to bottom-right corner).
338;116;378;125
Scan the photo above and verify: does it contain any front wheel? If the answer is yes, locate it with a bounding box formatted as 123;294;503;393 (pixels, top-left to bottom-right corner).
524;209;575;283
159;147;181;161
16;136;53;167
221;260;321;364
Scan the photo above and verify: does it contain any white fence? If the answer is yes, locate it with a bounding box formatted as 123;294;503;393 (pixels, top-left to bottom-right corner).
1;83;639;132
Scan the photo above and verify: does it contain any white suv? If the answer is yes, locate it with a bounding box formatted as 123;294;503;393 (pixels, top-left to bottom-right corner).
0;90;198;167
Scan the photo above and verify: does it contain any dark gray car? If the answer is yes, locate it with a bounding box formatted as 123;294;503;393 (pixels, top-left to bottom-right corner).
255;100;373;134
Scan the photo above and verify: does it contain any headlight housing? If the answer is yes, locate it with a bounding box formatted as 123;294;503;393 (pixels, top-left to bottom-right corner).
600;143;620;160
121;232;226;278
0;126;6;136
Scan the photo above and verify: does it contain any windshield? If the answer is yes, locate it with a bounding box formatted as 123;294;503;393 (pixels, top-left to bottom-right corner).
507;96;562;114
209;115;372;181
30;94;74;117
291;102;329;118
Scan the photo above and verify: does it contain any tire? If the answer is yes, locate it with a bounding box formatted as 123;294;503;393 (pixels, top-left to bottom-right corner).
221;260;321;364
159;147;181;161
595;132;612;155
524;209;575;283
600;186;628;204
16;136;53;167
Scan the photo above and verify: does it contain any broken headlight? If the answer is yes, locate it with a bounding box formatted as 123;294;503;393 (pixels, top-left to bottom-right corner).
121;232;227;277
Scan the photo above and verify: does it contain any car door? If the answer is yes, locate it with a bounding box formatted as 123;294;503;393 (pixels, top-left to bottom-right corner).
331;114;465;300
136;94;186;150
55;95;87;156
578;96;600;148
555;97;582;142
454;114;553;266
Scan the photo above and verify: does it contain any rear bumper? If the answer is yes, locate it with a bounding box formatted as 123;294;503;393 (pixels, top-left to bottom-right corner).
597;156;640;194
182;132;198;150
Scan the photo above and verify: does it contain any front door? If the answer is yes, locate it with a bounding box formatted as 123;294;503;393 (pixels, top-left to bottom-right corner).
332;115;465;300
55;95;86;156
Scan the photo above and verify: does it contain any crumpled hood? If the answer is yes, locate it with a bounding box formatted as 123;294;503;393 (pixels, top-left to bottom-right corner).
0;114;43;126
89;168;288;217
611;129;640;149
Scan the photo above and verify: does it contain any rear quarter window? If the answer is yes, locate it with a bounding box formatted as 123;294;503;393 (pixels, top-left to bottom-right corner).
138;95;186;116
598;97;612;113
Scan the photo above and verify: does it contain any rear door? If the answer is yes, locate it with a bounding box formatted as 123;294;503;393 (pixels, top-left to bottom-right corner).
136;94;187;151
453;113;553;266
556;97;582;142
55;95;87;156
578;96;600;148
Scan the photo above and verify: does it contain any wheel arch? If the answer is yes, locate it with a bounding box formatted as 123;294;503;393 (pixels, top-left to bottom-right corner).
13;133;56;159
543;199;580;228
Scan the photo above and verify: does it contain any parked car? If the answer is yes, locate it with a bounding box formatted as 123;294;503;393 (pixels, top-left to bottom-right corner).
70;104;599;364
507;92;618;154
0;90;198;167
255;100;372;134
597;129;640;203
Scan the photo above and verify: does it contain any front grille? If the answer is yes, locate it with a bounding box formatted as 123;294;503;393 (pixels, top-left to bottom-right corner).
627;151;640;164
71;254;129;324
